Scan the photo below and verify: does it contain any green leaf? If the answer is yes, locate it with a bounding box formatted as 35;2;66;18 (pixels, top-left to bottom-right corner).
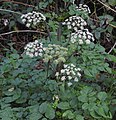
90;110;102;119
9;20;15;29
107;54;116;63
63;110;74;119
108;0;116;6
110;21;116;26
12;88;21;100
95;31;101;39
58;102;70;110
82;103;89;110
0;107;15;120
80;86;93;95
95;107;107;118
76;115;84;120
29;112;42;120
89;95;97;102
42;118;47;120
97;92;107;101
45;104;55;119
84;69;93;77
39;102;47;114
78;95;88;103
88;103;97;111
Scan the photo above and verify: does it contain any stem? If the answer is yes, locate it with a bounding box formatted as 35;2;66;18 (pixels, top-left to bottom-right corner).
46;61;50;80
44;21;51;41
57;22;62;41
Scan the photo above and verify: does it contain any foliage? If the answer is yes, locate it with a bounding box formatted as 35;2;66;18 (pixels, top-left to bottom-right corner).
0;0;116;120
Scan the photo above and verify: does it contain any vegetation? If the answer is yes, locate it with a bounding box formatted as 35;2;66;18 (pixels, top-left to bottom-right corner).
0;0;116;120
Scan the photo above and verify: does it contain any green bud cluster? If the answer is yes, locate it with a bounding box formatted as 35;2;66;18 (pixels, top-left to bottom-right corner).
43;44;68;64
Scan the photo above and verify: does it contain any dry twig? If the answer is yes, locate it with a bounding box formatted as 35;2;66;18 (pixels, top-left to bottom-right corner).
108;42;116;54
0;30;47;36
97;0;116;13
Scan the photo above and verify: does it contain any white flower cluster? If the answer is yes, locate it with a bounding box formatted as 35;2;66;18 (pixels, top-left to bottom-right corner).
1;18;9;26
71;29;95;44
62;16;87;31
43;44;68;64
55;64;81;86
76;4;91;14
21;11;46;27
24;40;44;57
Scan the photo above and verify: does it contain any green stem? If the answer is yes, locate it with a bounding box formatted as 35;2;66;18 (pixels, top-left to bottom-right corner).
46;61;50;81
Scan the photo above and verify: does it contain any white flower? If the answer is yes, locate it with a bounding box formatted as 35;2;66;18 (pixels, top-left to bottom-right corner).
62;22;65;25
53;95;59;100
66;71;70;75
34;40;38;44
86;39;91;44
78;39;83;44
67;82;72;87
92;37;95;41
77;72;81;77
61;69;65;73
24;46;27;50
71;64;75;67
21;11;46;27
33;11;36;14
81;22;84;26
25;51;30;56
68;76;72;80
38;53;43;56
64;64;68;68
39;49;43;52
33;22;36;25
33;18;37;22
74;77;78;82
26;23;31;27
68;25;71;29
55;72;59;77
72;71;76;75
21;15;25;19
28;19;32;22
88;35;91;39
72;22;75;26
28;12;32;15
78;34;82;38
77;68;81;71
83;35;86;39
43;16;46;21
29;53;34;57
74;27;78;31
37;20;40;23
35;52;38;56
80;26;84;29
76;4;91;14
22;19;26;23
40;43;43;47
8;87;14;92
30;49;34;52
27;16;31;19
43;48;46;51
77;23;80;26
61;76;66;81
67;66;71;69
67;22;71;25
